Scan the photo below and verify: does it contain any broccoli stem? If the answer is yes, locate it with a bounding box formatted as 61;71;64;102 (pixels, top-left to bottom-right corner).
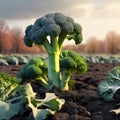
36;77;48;87
44;40;53;53
44;37;61;88
60;71;72;91
58;33;66;51
61;69;75;91
47;52;60;88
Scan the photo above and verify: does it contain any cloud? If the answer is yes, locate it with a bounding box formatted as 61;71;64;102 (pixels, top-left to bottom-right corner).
0;0;93;20
0;0;120;21
91;0;120;19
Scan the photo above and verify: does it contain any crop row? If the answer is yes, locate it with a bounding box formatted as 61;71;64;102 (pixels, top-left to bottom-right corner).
83;55;120;64
0;54;46;66
0;54;120;66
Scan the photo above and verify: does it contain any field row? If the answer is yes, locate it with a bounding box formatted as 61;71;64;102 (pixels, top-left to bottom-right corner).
0;54;120;65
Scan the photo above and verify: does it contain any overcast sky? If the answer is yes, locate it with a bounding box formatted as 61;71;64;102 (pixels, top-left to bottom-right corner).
0;0;120;43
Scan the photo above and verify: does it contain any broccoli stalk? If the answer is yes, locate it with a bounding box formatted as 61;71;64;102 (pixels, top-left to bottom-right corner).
60;71;73;90
45;37;61;88
23;12;85;90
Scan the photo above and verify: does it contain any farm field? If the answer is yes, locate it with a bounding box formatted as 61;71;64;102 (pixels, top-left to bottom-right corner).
1;61;120;120
0;1;120;120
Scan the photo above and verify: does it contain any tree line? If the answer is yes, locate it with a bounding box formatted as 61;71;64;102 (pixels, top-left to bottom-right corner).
0;19;120;54
63;31;120;54
0;20;44;54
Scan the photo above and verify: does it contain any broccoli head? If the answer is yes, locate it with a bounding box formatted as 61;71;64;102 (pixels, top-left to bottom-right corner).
60;50;87;90
60;50;87;73
17;57;48;88
24;12;83;49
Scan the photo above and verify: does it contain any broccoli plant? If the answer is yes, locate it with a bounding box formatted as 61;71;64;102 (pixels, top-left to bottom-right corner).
22;12;87;90
17;57;49;89
60;50;87;90
0;82;65;120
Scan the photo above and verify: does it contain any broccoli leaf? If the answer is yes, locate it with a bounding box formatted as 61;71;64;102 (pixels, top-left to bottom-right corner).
0;95;24;120
110;108;120;115
21;83;65;120
0;72;18;100
0;83;65;120
97;66;120;102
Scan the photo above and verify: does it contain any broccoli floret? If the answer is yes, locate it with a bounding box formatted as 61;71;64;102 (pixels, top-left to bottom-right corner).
17;57;48;88
26;65;43;78
60;50;87;90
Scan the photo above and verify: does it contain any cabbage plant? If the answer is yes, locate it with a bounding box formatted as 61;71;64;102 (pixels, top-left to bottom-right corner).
97;66;120;102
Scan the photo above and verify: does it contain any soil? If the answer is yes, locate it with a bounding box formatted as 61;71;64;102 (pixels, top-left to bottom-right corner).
1;63;120;120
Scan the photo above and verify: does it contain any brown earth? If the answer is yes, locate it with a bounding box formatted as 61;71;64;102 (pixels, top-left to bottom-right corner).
0;63;120;120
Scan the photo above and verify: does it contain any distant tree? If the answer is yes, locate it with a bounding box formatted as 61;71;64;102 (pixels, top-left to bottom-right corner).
2;32;12;53
75;44;86;53
11;26;24;53
85;37;99;54
104;31;119;54
62;44;75;51
97;40;105;53
0;20;11;53
22;45;41;54
117;35;120;53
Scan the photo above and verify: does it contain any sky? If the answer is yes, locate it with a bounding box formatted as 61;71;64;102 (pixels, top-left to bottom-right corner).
0;0;120;43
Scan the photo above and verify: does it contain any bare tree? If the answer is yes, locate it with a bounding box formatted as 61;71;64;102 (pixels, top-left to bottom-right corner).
85;37;99;54
97;40;105;54
11;26;24;53
104;31;119;54
0;20;11;53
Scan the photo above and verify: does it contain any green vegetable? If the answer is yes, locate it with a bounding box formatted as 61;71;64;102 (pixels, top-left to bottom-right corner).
97;66;120;115
60;50;87;90
15;55;28;64
0;59;8;66
0;83;64;120
0;96;24;120
17;57;48;88
0;72;24;120
97;66;120;102
5;56;19;65
0;72;18;100
23;12;85;90
19;83;65;120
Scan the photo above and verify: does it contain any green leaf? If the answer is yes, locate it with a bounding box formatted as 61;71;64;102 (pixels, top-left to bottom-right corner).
97;66;120;101
0;96;23;120
0;72;18;100
22;83;65;120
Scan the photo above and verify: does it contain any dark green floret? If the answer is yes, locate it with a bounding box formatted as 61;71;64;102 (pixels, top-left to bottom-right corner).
60;50;87;90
